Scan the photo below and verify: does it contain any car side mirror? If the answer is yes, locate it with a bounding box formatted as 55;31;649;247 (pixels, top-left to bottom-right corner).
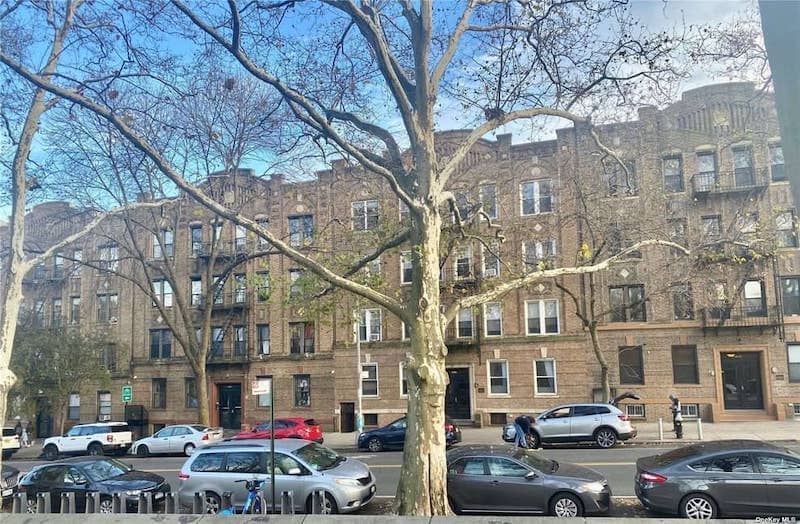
287;468;302;476
525;471;538;480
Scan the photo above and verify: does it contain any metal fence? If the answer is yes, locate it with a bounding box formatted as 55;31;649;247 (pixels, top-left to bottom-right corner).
10;489;327;515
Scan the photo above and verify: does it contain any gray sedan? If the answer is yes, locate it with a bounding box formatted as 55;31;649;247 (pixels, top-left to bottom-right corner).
132;425;223;457
447;445;611;517
635;440;800;519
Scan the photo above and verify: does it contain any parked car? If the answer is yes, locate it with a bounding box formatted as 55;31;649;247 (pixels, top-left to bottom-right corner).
635;440;800;519
447;445;611;516
42;422;133;460
501;403;636;448
131;425;223;457
19;456;170;513
1;464;21;505
233;418;323;443
1;427;21;460
177;439;376;514
357;416;462;452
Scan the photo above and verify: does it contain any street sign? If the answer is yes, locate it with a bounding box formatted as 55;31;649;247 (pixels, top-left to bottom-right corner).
122;385;132;403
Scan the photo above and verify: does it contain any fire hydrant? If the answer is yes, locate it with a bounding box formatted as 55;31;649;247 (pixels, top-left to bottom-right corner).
669;394;683;439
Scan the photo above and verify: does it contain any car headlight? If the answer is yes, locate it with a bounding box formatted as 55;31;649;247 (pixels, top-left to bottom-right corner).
334;478;361;487
125;490;142;496
585;481;607;493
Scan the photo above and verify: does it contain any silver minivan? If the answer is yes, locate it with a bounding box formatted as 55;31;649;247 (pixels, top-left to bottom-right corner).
177;439;376;514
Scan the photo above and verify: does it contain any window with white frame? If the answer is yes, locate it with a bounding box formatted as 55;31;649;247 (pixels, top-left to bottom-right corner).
457;308;474;338
523;240;557;271
520;179;553;215
190;277;202;307
454;245;473;279
776;211;797;248
399;199;411;222
625;404;646;418
97;392;111;421
235;225;247;250
480;184;498;220
361;363;379;397
256;376;272;407
526;300;560;335
98;244;118;272
534;359;557;395
256;219;270;248
400;251;413;284
352;200;379;231
257;324;270;355
482;242;500;278
68;393;80;420
484;302;503;336
488;360;509;395
681;404;699;418
788;344;800;382
794;404;800;417
359;309;382;342
72;249;82;276
190;225;203;256
151;280;173;307
399;363;408;397
153;230;174;259
402;322;411;341
366;257;381;277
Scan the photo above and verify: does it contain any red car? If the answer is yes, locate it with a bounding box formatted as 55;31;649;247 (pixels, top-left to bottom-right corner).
233;418;324;443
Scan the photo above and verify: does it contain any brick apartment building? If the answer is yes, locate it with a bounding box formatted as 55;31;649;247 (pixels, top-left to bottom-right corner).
4;82;800;437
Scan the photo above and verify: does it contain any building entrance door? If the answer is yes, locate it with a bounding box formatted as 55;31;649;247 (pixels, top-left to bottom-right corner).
445;368;471;420
217;383;242;429
340;403;355;433
721;352;764;410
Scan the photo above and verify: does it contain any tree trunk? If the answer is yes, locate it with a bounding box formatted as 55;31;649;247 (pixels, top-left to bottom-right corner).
395;208;450;515
588;322;611;402
197;366;211;426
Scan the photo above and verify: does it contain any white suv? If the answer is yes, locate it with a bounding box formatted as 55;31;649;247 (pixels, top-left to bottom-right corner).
42;422;133;460
502;403;637;449
1;428;21;460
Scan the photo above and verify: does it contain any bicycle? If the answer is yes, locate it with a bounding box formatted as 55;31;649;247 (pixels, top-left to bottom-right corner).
219;479;266;515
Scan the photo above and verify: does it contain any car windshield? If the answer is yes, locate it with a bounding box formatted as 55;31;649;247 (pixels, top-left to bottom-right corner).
517;451;557;473
294;443;345;471
191;425;208;432
82;459;131;482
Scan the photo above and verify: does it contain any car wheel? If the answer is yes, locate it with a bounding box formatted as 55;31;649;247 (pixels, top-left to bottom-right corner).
98;497;114;514
549;492;583;517
137;445;149;457
205;492;221;514
43;444;58;461
184;443;196;456
681;493;717;519
367;437;383;452
594;427;618;448
527;431;541;449
307;492;338;514
25;497;38;513
88;443;104;456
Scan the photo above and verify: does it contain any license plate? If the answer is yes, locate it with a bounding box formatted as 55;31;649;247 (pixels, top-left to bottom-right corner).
1;489;12;497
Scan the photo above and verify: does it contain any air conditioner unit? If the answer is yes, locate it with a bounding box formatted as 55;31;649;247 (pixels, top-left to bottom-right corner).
484;268;497;277
109;317;118;325
369;334;381;342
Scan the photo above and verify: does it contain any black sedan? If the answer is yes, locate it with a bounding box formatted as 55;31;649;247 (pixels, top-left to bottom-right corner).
447;445;611;517
20;456;170;513
636;440;800;519
357;416;462;452
1;464;20;504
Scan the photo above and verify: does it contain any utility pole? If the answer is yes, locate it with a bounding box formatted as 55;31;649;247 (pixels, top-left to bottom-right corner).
353;312;363;441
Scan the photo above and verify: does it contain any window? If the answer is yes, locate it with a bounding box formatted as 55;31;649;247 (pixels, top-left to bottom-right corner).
151;280;173;308
234;225;247;251
609;284;646;322
526;299;560;335
663;156;684;193
400;251;413;284
488;360;509;395
32;300;44;327
776;211;797;248
770;144;785;181
695;151;717;191
400;363;408;397
689;454;754;473
399;199;411;222
233;326;247;356
96;293;119;322
191;277;202;307
668;219;687;244
70;297;81;324
352;200;379;231
782;278;800;316
152;378;167;409
101;344;117;372
788;344;800;382
737;212;758;234
672;345;699;384
672;283;694;320
153;229;174;258
743;280;765;317
358;309;382;342
363;414;378;427
482;242;500;278
255;272;270;301
97;392;111;420
211;222;223;244
487;457;529;477
602;159;637;196
402;321;411;341
457;308;474;338
257;324;270;355
149;329;172;359
454;190;471;220
453;245;473;279
361;363;379;397
294;375;311;407
72;249;82;276
534;359;556;395
757;454;800;475
520;179;553;215
256;376;272;407
190;453;224;472
233;274;247;303
289;322;315;354
289;269;303;297
256;219;270;248
618;346;644;385
480;184;498;219
68;393;80;420
681;404;699;418
53;252;64;278
483;302;503;336
51;298;62;328
701;215;721;238
626;404;646;418
211;327;224;357
98;244;118;272
733;147;754;186
450;457;487;476
190;225;203;256
185;378;198;408
288;215;313;247
523;240;557;271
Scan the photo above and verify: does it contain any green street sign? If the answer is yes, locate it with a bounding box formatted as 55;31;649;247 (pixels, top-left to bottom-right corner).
122;385;133;403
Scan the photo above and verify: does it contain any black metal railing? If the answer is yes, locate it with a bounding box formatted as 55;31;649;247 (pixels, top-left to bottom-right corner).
690;167;769;196
699;304;781;328
208;344;249;362
195;291;251;310
440;266;479;287
444;321;481;348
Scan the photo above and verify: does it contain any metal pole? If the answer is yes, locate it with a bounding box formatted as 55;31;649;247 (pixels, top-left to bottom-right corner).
697;417;703;440
270;377;276;514
658;418;663;442
354;315;363;439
